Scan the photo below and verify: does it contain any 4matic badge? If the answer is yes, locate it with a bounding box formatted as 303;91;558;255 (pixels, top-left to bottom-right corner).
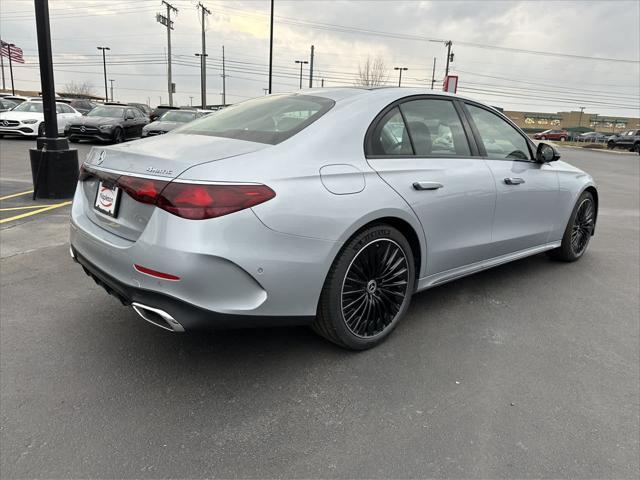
146;167;174;175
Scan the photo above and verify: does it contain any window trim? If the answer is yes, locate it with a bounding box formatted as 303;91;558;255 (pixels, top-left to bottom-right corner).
460;101;536;163
364;94;479;159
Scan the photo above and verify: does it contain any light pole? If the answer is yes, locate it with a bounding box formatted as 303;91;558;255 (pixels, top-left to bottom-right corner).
268;0;274;93
579;106;585;128
97;46;110;102
194;53;208;109
109;79;114;102
189;96;193;106
394;66;408;87
295;59;308;89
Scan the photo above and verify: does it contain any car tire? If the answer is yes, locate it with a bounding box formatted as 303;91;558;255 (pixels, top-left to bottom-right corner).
541;136;547;140
312;224;416;350
112;127;124;144
607;141;615;150
635;143;640;155
549;191;595;262
560;136;566;142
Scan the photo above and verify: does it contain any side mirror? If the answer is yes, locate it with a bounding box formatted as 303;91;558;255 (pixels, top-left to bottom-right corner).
536;142;560;163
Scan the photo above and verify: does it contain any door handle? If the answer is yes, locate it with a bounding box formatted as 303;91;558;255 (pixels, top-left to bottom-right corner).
413;181;443;191
504;177;525;185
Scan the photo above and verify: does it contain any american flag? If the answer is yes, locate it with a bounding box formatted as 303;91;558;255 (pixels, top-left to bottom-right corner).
1;40;25;64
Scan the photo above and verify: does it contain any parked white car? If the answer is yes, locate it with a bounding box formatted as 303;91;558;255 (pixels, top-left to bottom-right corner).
0;100;82;138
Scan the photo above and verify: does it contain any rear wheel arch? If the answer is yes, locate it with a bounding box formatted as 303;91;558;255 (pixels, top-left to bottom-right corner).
337;216;423;284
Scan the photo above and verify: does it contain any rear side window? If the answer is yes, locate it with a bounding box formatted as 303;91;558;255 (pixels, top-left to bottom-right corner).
370;107;413;155
400;99;470;156
177;94;335;144
466;104;531;161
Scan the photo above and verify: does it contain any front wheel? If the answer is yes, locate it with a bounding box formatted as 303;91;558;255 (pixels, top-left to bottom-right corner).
607;142;615;150
541;136;547;140
560;136;566;142
635;143;640;155
112;127;124;144
549;191;595;262
312;224;416;350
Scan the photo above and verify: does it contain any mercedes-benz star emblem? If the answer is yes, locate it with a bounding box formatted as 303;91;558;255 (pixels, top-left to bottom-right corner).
96;150;106;165
80;126;86;133
1;120;8;127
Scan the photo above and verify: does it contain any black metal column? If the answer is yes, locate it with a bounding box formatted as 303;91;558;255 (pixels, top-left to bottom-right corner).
29;0;79;199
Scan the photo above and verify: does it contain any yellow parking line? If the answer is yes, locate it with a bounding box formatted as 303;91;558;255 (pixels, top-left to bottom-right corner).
0;205;58;212
0;201;71;224
0;190;34;201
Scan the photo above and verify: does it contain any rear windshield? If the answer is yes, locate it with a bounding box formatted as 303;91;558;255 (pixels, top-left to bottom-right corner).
160;110;197;122
176;94;335;144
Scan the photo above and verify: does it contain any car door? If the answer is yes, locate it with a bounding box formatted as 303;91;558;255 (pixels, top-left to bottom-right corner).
133;108;147;136
366;97;497;275
123;108;138;138
462;102;559;255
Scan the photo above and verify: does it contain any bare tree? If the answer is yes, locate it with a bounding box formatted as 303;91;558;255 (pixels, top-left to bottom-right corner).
355;56;388;87
62;80;96;97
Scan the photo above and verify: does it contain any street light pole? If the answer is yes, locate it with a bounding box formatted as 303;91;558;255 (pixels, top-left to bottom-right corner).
268;0;274;94
295;59;308;89
430;57;436;90
394;66;408;87
30;0;78;200
97;46;110;102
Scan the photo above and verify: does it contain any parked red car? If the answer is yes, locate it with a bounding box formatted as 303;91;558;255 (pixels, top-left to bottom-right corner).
533;129;569;141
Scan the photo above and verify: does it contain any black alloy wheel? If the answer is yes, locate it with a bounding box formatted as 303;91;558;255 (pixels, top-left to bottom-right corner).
550;191;596;262
341;238;409;338
570;197;595;256
112;128;124;144
313;224;416;350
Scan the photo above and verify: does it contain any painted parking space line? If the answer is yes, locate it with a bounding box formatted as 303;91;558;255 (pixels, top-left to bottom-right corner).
0;190;34;201
0;201;71;224
0;205;59;212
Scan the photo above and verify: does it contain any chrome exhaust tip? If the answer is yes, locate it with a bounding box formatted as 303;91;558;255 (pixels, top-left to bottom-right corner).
131;302;185;332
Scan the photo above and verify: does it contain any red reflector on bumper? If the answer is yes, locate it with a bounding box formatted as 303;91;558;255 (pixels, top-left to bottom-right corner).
133;264;181;281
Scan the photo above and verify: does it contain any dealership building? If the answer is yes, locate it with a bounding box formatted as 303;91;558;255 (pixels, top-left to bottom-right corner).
504;110;640;133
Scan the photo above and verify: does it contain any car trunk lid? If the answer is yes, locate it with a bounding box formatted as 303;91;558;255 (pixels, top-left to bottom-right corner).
80;133;267;241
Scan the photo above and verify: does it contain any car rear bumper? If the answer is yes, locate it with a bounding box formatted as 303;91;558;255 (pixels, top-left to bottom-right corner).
70;247;314;331
69;182;342;328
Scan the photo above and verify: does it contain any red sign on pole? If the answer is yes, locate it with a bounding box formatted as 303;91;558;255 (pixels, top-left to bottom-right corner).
443;75;458;93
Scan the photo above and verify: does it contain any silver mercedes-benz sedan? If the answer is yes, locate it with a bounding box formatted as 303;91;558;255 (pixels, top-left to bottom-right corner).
70;88;598;349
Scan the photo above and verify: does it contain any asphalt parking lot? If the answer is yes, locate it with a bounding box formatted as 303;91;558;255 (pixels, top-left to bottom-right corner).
1;138;638;478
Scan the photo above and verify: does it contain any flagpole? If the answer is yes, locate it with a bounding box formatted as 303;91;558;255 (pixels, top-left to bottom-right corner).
7;44;15;94
1;53;5;91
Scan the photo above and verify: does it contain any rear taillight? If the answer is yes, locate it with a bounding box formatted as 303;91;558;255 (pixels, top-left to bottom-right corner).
157;183;276;220
118;176;169;205
81;168;274;220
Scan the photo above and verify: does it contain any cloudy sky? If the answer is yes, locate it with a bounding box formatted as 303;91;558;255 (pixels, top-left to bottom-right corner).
1;0;638;117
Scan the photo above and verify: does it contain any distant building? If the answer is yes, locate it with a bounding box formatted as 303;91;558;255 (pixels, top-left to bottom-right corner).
505;109;640;133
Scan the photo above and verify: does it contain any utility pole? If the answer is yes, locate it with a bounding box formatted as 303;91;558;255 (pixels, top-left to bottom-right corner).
444;40;453;78
268;0;274;94
189;96;193;106
109;79;114;102
295;59;308;89
197;2;210;109
321;78;324;87
308;45;314;88
430;57;436;90
97;46;110;102
579;106;585;127
394;66;408;87
221;45;226;106
194;53;208;108
156;1;178;106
